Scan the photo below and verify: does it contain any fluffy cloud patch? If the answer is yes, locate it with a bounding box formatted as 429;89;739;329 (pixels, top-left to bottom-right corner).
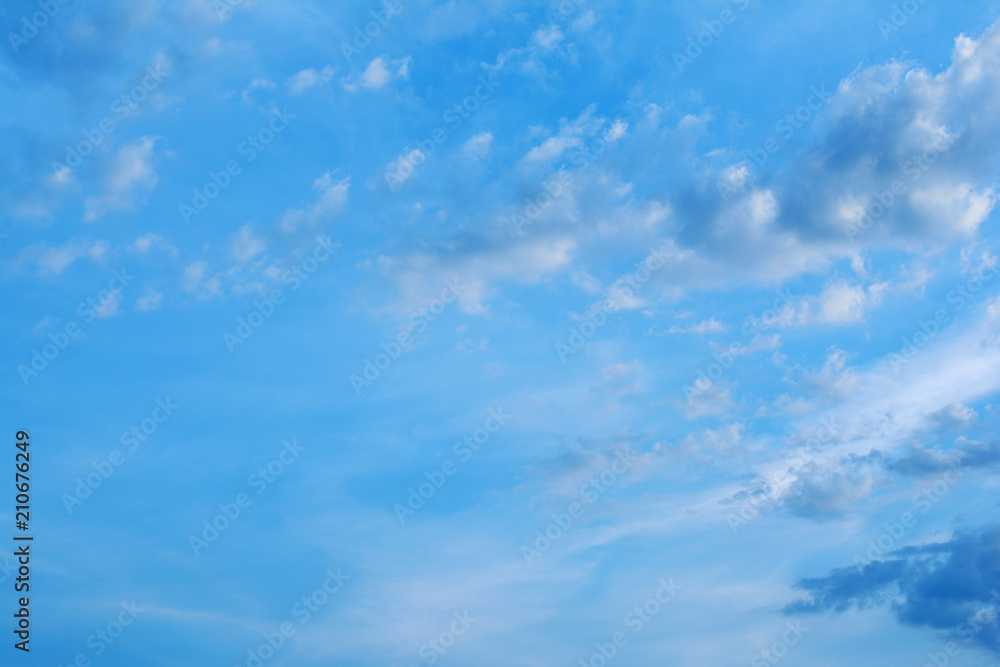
83;137;161;221
462;132;494;160
342;56;411;91
286;65;335;95
36;238;109;276
230;223;267;262
279;173;350;232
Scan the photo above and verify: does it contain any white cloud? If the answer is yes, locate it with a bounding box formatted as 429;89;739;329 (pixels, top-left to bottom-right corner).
94;290;121;318
241;77;276;104
685;380;734;419
532;25;564;49
182;262;221;296
960;244;998;275
740;295;1000;516
572;10;596;32
927;402;977;431
381;237;575;315
575;22;1000;295
135;290;163;312
342;56;411;91
182;262;206;292
781;454;877;518
83;136;160;221
279;173;350;232
133;233;162;254
521;105;622;164
383;148;426;188
909;182;996;236
369;19;1000;383
667;318;726;335
802;347;860;399
764;281;888;327
605;119;628;142
571;269;602;293
36;238;109;276
524;134;581;163
807;281;887;325
230;224;267;262
672;422;745;462
462;132;493;160
379;139;667;318
286;65;335;95
48;164;74;188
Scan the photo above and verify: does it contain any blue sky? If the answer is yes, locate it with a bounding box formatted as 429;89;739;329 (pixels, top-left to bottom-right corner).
3;0;1000;665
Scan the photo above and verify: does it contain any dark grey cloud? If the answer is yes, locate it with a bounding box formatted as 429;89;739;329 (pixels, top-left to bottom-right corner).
889;439;1000;476
784;525;1000;655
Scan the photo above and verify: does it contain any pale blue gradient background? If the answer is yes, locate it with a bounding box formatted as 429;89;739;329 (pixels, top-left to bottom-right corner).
2;1;1000;665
